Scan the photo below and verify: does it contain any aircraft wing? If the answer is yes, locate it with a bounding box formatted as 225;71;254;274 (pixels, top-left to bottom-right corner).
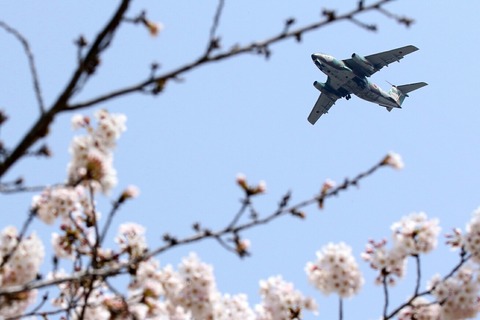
365;45;418;71
344;45;419;77
307;93;337;125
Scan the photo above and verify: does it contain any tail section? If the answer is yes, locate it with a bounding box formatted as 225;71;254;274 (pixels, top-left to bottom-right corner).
389;82;428;107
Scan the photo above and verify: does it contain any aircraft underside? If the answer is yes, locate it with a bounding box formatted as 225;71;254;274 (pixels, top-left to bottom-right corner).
307;45;427;125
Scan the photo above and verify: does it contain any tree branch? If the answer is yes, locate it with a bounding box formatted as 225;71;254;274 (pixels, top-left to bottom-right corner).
0;153;393;296
66;0;401;111
205;0;225;55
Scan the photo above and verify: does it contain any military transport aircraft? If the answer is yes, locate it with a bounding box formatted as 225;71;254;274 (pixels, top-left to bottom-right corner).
308;45;427;125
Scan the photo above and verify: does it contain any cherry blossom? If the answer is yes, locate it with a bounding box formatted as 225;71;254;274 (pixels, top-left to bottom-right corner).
391;212;441;255
0;226;44;318
31;186;84;224
67;110;126;193
306;242;364;297
362;239;408;286
116;222;147;259
429;266;480;319
256;275;317;320
397;297;440;320
464;207;480;263
213;293;256;320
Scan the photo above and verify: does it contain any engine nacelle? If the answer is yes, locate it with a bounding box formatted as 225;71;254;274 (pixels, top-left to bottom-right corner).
351;53;375;74
313;81;339;98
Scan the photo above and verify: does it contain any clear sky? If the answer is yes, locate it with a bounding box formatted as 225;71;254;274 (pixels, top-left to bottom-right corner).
2;1;480;319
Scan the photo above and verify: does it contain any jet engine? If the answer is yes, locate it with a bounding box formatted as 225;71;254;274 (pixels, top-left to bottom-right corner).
313;81;339;98
351;53;375;74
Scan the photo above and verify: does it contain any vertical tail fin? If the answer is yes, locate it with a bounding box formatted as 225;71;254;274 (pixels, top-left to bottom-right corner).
389;82;428;106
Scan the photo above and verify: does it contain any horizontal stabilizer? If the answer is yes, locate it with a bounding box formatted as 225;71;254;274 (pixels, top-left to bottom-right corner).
397;82;428;94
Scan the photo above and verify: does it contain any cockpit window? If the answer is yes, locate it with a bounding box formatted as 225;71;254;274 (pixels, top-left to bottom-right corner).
323;55;334;62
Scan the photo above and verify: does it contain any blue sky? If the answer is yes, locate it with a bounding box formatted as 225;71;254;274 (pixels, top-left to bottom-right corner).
2;1;480;319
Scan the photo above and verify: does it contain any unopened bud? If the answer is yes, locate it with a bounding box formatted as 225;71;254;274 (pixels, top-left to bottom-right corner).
143;19;163;37
119;185;140;203
235;238;251;257
321;178;336;194
381;152;404;170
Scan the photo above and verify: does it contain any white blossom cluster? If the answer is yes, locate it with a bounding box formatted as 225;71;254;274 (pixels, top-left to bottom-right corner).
362;238;407;286
68;109;126;194
31;185;86;224
0;226;44;318
397;297;441;320
213;293;256;320
362;212;440;286
391;212;441;255
464;207;480;263
256;275;318;320
115;222;148;260
32;185;98;259
47;223;317;319
305;242;364;298
428;266;480;319
30;111;127;260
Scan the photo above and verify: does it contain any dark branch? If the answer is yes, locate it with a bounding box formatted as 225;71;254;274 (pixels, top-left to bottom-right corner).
205;0;225;55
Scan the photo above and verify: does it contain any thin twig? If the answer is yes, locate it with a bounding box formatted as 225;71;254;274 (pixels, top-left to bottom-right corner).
225;197;250;231
205;0;225;55
99;198;122;245
7;305;71;320
0;21;45;113
413;254;421;296
0;185;45;194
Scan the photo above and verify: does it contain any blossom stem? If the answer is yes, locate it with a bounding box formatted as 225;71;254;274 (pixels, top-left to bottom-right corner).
382;274;389;319
99;198;122;245
339;297;343;320
413;254;421;296
225;197;250;231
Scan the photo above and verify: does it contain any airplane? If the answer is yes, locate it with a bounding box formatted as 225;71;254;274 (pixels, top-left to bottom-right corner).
308;45;427;125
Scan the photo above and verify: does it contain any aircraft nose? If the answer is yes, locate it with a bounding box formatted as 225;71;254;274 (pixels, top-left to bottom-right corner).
311;53;320;61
